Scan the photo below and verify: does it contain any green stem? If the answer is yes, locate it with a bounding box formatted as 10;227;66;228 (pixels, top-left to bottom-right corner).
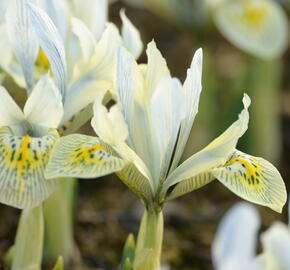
43;178;77;265
134;207;164;270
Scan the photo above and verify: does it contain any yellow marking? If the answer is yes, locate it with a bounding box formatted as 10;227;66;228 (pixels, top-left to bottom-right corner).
35;48;50;71
21;136;30;161
243;2;266;26
73;144;107;163
58;120;72;136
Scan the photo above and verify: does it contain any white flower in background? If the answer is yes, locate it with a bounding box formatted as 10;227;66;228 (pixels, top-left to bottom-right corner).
0;75;63;209
0;0;143;135
209;0;289;59
46;43;286;213
212;200;290;270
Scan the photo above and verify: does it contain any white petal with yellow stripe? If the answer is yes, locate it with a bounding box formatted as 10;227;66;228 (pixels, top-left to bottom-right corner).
212;150;287;213
45;134;129;179
0;127;58;209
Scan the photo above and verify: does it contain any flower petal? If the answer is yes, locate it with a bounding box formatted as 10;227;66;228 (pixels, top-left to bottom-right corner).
212;202;261;270
28;2;67;96
0;127;58;209
212;150;287;213
0;86;24;127
24;75;64;129
170;48;203;171
72;0;108;40
45;134;128;179
145;41;170;99
120;9;143;59
163;94;250;190
5;0;39;90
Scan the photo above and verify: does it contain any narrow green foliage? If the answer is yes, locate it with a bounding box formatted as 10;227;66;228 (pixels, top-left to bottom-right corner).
52;257;64;270
121;234;135;269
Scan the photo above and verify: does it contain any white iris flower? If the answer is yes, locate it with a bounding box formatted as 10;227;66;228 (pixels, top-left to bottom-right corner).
46;43;286;213
213;200;290;270
0;0;143;135
0;75;63;209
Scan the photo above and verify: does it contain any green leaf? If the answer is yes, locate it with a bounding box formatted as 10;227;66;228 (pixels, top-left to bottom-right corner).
213;150;287;213
52;256;64;270
121;234;135;270
166;171;215;201
45;134;129;179
12;205;44;270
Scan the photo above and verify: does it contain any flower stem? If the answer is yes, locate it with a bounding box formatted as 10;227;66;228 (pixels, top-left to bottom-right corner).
134;207;164;270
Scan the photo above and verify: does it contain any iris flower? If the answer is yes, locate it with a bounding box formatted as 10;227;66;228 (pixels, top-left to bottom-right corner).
0;0;143;136
0;75;62;209
46;43;286;269
213;200;290;270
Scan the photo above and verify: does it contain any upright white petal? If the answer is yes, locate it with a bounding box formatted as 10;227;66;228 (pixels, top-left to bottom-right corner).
28;3;67;97
212;202;261;270
72;0;108;41
71;17;96;64
0;86;24;127
5;0;39;90
24;75;64;129
120;9;143;59
164;94;250;189
36;0;69;40
170;48;203;171
150;76;185;180
145;41;170;98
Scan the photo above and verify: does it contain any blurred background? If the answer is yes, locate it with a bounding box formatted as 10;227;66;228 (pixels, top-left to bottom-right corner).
1;0;290;269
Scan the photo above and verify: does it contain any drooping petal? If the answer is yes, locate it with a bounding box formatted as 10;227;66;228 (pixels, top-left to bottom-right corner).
120;9;143;59
259;222;290;269
150;76;185;180
170;48;203;172
145;41;170;99
166;171;214;201
212;150;287;213
27;2;67;96
212;0;289;59
72;0;108;41
212;202;261;270
24;75;64;129
45;134;128;179
0;86;24;127
163;94;250;191
0;127;58;209
5;0;39;90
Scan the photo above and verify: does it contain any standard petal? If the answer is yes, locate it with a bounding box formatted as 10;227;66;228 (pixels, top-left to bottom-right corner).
71;17;96;64
28;2;67;96
145;41;170;98
24;76;64;129
72;0;108;40
212;0;289;59
45;134;129;179
0;127;58;209
212;150;287;213
0;86;24;127
36;0;69;40
163;94;250;190
5;0;39;90
120;9;143;59
212;202;261;270
150;76;185;181
170;48;203;171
